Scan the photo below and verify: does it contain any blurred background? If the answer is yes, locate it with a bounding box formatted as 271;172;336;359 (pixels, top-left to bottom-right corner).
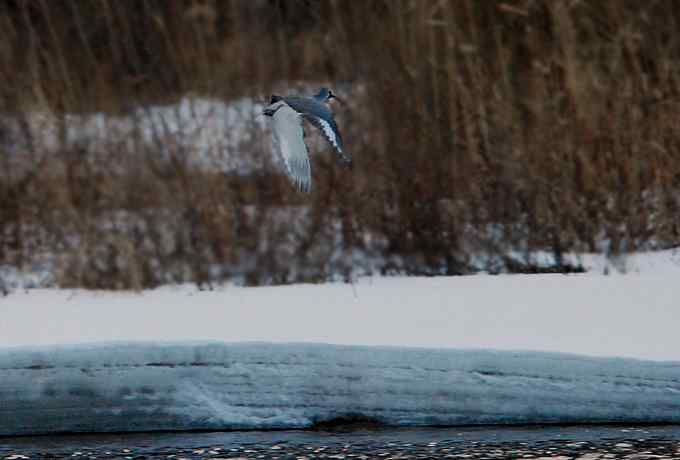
0;0;679;290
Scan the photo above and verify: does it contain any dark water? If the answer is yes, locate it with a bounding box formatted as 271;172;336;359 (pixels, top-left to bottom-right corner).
1;425;680;459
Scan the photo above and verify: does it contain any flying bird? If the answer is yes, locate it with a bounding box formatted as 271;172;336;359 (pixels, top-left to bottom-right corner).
263;87;350;192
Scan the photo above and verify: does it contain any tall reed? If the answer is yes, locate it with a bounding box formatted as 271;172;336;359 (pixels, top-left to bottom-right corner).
0;1;678;288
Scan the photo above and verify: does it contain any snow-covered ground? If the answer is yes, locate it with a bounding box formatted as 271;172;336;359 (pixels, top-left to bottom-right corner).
2;272;680;361
1;260;680;435
0;97;268;177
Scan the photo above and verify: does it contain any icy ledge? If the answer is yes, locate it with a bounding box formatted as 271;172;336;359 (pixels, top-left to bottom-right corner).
2;342;679;436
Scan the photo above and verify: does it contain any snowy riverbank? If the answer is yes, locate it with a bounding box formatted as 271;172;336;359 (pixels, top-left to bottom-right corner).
2;258;680;435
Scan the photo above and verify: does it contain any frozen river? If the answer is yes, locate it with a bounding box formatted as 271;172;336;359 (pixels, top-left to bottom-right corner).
3;343;680;436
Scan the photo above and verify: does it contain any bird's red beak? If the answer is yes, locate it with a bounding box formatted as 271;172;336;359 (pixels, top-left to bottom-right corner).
331;94;346;106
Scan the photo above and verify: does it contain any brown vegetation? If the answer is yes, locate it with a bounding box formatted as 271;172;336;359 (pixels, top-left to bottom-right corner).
1;0;679;289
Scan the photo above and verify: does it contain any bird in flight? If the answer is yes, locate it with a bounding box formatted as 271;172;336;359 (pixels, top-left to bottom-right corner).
262;88;350;192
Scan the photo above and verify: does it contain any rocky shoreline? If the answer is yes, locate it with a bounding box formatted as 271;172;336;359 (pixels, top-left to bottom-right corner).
2;429;680;460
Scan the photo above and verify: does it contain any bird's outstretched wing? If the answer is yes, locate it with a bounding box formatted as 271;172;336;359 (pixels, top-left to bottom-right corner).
302;113;352;166
266;100;312;193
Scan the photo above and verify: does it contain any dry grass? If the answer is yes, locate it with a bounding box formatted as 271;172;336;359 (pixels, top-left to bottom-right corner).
1;0;679;288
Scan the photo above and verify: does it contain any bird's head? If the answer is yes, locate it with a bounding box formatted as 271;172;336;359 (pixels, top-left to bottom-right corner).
314;87;345;105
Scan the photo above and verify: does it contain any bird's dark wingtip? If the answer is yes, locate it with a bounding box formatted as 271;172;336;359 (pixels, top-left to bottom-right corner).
298;183;312;193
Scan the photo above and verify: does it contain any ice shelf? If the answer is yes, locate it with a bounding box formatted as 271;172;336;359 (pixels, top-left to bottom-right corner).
2;342;679;436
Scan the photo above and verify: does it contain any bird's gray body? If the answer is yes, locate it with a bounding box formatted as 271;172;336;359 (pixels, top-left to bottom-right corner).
270;88;351;165
263;88;350;192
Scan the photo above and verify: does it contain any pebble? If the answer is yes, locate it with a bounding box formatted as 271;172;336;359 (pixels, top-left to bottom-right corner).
2;436;680;460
